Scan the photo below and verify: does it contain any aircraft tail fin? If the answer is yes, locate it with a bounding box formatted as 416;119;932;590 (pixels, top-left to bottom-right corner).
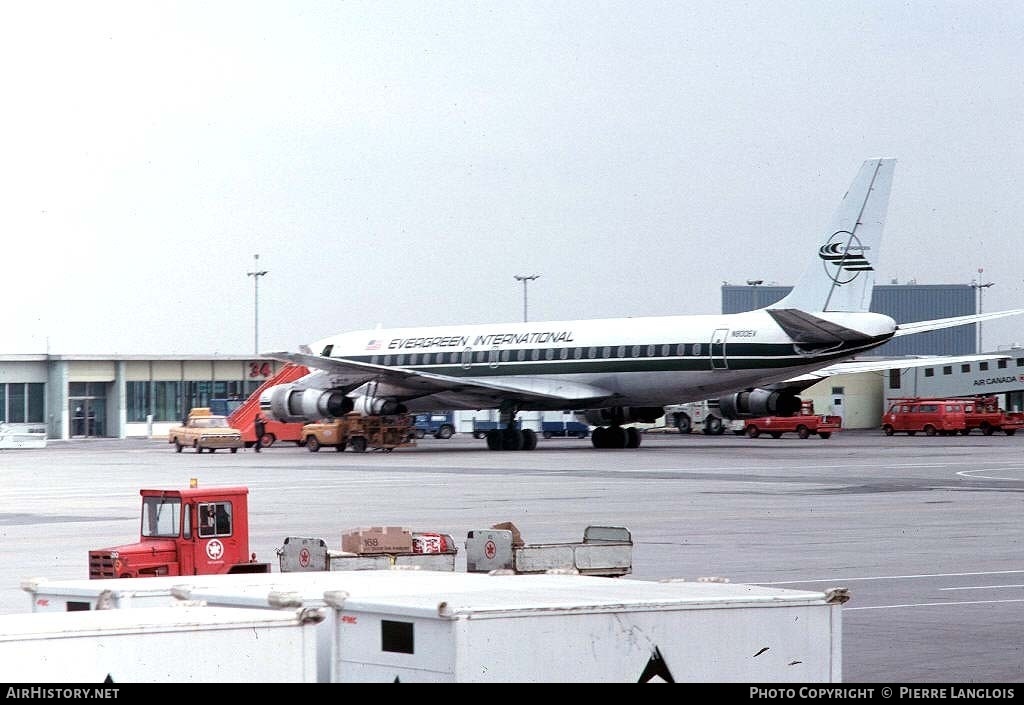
768;158;895;313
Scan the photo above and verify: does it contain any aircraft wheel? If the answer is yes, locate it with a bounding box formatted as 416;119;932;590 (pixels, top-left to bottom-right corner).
591;426;606;448
625;427;641;448
486;429;503;450
521;429;538;450
501;427;524;451
607;426;628;448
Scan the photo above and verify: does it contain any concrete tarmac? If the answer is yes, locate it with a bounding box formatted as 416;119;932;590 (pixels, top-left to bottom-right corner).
2;429;1023;683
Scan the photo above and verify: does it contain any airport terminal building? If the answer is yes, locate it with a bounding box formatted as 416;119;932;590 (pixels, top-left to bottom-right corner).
1;283;1020;439
0;355;288;440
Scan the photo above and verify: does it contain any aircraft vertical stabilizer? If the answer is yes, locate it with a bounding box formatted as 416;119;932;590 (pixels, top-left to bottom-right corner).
768;158;895;313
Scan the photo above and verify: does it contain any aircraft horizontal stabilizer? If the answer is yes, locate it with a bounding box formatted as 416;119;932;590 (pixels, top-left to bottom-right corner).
893;309;1024;338
782;353;1013;384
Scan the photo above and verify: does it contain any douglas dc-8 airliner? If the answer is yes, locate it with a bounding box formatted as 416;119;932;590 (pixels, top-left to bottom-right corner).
260;158;1024;450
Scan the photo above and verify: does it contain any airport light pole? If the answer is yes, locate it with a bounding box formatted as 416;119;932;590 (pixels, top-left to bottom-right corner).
971;268;994;353
247;254;268;355
514;274;540;322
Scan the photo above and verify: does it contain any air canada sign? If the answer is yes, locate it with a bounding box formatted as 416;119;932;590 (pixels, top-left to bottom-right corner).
973;375;1024;387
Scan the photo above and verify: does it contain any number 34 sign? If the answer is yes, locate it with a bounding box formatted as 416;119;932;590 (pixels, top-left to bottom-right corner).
248;362;273;378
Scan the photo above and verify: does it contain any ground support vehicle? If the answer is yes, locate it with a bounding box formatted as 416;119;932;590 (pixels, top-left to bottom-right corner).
227;363;309;448
914;395;1021;436
742;400;841;439
302;413;416;452
465;524;633;577
88;484;271;579
743;414;841;439
541;420;590;438
167;407;244;453
663;400;743;435
277;530;459;573
88;485;634;581
413;411;456;439
881;399;968;437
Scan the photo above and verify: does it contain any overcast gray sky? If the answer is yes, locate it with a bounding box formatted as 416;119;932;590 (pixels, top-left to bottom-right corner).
4;1;1023;355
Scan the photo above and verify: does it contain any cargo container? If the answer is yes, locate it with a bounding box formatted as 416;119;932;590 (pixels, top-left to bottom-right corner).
174;570;845;683
0;605;321;682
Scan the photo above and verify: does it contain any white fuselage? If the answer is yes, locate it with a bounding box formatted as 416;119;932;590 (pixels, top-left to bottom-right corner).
308;310;897;412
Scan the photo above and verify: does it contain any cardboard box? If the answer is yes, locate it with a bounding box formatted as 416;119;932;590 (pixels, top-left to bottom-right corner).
341;526;413;555
490;521;524;547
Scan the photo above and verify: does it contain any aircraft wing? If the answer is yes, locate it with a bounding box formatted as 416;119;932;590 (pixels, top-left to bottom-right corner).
779;353;1012;385
893;309;1024;337
263;350;615;405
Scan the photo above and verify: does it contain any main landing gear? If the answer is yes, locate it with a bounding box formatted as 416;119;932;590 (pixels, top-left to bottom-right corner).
485;427;538;451
590;425;642;449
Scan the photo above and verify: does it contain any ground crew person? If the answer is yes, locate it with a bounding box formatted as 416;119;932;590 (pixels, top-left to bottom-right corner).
253;415;266;452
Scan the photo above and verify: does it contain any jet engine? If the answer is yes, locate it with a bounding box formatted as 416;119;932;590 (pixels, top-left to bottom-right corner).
583;406;665;427
259;384;355;424
259;384;409;424
717;389;803;419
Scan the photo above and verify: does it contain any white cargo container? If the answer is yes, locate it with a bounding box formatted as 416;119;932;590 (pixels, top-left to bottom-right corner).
0;605;322;683
176;569;511;683
324;573;845;683
175;571;846;683
23;570;459;613
23;573;345;612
